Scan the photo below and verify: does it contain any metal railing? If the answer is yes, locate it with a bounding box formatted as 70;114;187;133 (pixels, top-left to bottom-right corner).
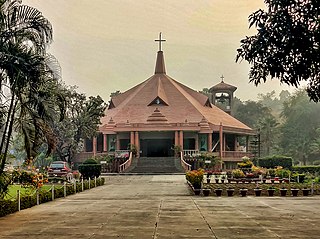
119;152;133;173
183;150;200;157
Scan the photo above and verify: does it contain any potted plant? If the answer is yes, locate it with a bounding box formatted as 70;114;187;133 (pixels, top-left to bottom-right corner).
254;187;262;196
226;187;235;197
291;187;299;197
185;169;204;195
239;188;248;197
202;186;211;196
206;171;212;184
280;187;288;197
302;188;310;196
214;188;223;197
267;187;275;196
221;175;226;184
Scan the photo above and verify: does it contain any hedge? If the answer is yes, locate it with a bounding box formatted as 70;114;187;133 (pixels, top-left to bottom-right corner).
254;155;292;169
0;177;105;218
79;158;102;179
292;166;320;175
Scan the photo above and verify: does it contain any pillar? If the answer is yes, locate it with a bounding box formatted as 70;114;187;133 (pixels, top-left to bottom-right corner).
208;133;212;152
116;134;120;150
93;136;97;156
219;123;223;159
179;131;184;150
135;131;140;158
103;134;108;152
174;131;179;146
195;134;199;151
130;131;135;147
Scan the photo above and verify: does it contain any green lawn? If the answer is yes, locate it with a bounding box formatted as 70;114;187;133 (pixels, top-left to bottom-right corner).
5;185;56;200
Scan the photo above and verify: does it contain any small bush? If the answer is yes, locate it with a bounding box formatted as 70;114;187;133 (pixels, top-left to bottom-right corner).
292;166;320;175
256;155;292;169
78;158;101;179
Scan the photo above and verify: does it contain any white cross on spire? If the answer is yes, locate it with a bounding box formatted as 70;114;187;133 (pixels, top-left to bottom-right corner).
155;32;166;51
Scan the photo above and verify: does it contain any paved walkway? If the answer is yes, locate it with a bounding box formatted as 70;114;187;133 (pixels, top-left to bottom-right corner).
1;175;320;238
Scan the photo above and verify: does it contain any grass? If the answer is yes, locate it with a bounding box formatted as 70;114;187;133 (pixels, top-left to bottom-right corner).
5;184;59;200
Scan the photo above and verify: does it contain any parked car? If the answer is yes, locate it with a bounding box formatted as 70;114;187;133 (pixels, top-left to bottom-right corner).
47;161;73;181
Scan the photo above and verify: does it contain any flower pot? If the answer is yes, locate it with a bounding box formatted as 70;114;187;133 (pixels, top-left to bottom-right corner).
262;179;266;183
214;188;223;197
291;189;299;197
203;189;211;196
270;179;275;184
267;189;275;196
279;179;283;183
280;189;287;197
206;178;211;184
302;189;310;196
194;189;201;195
240;189;248;197
221;179;225;184
254;188;262;196
226;188;234;197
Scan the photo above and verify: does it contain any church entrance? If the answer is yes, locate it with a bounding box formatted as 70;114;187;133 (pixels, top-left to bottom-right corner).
139;132;174;157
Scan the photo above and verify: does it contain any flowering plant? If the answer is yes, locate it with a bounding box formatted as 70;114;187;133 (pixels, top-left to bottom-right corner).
186;169;204;189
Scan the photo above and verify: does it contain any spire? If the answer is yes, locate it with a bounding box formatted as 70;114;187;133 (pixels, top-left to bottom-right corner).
154;32;166;74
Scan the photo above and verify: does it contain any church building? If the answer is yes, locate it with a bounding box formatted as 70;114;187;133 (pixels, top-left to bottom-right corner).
80;34;255;169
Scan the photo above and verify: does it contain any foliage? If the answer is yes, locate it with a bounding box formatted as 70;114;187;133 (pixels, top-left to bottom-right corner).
53;85;107;164
185;169;204;189
292;166;320;175
279;90;320;165
172;145;182;157
256;155;292;169
275;166;291;178
78;158;101;179
237;156;253;169
236;0;320;102
0;0;65;176
231;169;245;178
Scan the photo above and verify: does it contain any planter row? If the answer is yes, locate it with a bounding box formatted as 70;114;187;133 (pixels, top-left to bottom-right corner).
193;188;311;197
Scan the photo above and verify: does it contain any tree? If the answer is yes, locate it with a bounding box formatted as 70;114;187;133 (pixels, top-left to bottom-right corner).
279;90;320;164
0;0;64;173
236;0;320;102
53;85;107;164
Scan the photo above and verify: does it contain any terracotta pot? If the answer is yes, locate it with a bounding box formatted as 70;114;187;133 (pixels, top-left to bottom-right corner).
254;188;262;196
302;189;310;196
194;189;201;195
203;189;211;196
226;189;234;197
240;189;248;197
214;188;223;197
267;189;275;196
280;189;287;197
291;189;299;197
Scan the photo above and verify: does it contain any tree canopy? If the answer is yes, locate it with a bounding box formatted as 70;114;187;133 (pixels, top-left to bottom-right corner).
236;0;320;102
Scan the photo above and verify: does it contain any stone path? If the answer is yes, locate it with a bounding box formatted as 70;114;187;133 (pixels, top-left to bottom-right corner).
1;175;320;238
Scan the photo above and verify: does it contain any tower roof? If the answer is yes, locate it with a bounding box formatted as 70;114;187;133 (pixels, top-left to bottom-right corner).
210;76;237;92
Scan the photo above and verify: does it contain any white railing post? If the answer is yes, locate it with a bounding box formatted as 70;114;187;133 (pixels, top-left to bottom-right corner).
89;178;91;189
81;178;84;192
52;185;55;201
17;190;21;211
94;176;97;187
36;189;39;205
64;182;67;198
74;181;77;194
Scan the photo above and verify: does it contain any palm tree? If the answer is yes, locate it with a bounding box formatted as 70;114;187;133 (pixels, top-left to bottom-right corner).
0;0;63;173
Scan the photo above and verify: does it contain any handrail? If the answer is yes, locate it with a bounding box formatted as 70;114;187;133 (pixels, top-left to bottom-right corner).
183;150;200;157
119;152;133;173
180;152;192;172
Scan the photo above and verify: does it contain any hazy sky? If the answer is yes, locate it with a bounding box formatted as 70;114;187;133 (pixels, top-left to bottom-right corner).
23;0;296;102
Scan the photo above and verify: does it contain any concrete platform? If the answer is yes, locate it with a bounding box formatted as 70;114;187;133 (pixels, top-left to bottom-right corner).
0;175;320;238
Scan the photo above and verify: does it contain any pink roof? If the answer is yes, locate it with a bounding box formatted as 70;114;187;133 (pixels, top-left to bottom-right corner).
100;51;253;135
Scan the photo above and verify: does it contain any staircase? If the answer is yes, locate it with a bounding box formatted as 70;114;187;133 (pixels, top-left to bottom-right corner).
125;157;185;174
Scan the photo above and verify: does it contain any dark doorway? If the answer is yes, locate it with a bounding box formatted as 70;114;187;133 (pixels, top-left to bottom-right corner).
141;139;174;157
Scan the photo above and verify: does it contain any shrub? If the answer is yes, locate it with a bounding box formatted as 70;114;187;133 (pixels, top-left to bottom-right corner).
292;166;320;175
78;158;101;179
256;155;292;169
232;169;245;178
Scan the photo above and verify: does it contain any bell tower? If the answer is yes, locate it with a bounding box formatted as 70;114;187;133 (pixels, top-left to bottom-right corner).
209;75;237;115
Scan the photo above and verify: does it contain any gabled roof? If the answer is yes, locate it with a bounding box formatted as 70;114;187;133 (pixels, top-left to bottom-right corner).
210;80;237;92
101;51;253;134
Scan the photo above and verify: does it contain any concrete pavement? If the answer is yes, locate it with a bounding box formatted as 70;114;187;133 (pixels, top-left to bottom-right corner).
0;175;320;238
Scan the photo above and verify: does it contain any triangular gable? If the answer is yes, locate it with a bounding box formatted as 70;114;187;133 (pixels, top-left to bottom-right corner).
108;99;115;109
148;96;169;106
